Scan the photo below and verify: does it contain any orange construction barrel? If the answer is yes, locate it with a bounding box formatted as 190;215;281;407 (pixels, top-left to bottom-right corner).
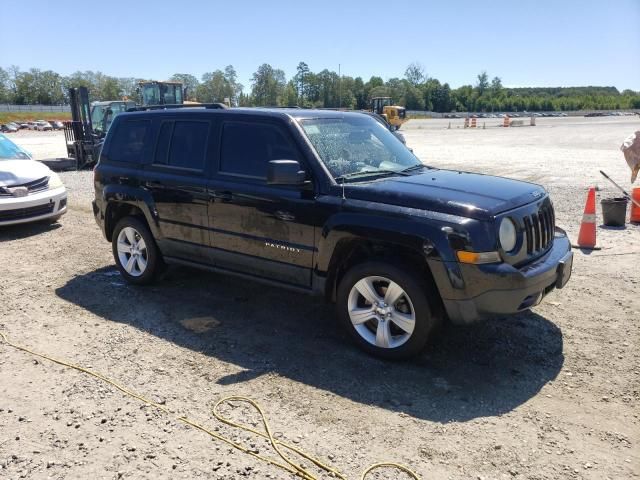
631;187;640;223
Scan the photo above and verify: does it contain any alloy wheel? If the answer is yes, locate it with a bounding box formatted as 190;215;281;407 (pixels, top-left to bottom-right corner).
116;226;148;277
347;275;416;349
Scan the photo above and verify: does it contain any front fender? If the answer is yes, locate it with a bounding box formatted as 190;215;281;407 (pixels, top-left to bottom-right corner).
316;212;447;273
314;197;491;301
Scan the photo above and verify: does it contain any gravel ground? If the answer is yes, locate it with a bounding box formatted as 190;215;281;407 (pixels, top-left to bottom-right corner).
0;116;639;480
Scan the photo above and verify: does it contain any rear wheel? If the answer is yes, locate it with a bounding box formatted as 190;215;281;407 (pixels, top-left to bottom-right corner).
112;216;162;285
336;261;439;359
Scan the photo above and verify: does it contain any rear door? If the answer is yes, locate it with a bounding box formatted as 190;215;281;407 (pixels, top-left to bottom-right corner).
207;117;316;287
142;117;214;261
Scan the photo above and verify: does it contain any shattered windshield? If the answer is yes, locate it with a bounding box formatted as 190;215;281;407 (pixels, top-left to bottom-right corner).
299;115;421;181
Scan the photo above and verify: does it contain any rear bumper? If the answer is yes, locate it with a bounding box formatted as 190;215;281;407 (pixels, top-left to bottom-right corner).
0;187;67;226
442;228;572;324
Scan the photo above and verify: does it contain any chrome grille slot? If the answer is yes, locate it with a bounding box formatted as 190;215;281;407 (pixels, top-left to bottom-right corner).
0;176;49;197
532;214;541;251
525;203;555;255
523;217;533;254
27;176;50;193
539;211;547;247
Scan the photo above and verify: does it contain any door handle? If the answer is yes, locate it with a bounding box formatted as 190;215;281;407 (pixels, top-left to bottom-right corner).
274;210;295;221
212;191;233;203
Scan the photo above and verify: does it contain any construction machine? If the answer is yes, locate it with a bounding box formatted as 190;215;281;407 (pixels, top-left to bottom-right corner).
62;80;187;169
138;80;186;106
370;97;407;130
63;87;104;169
63;85;225;169
91;99;136;135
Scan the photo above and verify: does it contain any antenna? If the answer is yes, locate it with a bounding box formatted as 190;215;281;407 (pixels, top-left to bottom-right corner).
341;181;346;201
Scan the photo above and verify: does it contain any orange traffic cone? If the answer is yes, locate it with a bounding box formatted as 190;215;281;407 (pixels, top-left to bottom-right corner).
630;187;640;223
577;187;597;248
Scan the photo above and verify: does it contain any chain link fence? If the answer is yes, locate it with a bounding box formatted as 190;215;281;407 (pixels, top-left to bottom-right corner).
0;104;70;113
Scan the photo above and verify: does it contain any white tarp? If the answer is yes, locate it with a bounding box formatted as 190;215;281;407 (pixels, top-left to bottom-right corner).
621;131;640;183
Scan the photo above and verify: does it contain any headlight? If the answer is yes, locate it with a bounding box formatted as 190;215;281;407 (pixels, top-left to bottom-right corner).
499;218;517;252
48;172;64;189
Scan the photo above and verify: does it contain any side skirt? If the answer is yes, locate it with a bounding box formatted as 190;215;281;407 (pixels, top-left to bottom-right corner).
164;256;319;297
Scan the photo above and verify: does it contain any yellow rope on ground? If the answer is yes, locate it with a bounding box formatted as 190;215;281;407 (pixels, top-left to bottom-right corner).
0;331;420;480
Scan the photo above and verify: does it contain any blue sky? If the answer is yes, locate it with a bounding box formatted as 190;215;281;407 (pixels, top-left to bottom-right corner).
2;0;639;91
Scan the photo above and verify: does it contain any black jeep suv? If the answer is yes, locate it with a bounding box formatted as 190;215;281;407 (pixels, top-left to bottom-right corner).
93;108;573;359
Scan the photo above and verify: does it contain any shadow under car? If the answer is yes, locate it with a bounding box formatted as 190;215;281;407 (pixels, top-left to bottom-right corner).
55;265;564;423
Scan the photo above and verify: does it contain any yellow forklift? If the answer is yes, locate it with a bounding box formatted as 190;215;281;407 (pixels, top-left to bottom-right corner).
370;97;407;130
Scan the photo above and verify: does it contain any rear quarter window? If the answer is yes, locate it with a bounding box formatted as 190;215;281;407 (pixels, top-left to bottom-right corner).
107;120;151;164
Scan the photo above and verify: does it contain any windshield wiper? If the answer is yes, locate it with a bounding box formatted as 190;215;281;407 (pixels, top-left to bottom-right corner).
400;164;429;173
335;169;410;183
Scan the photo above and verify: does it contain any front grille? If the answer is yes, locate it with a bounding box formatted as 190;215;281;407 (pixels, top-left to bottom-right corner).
523;203;555;255
0;176;50;197
0;203;54;221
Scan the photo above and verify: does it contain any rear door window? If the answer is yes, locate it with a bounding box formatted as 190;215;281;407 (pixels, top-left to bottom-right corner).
219;121;299;179
108;120;150;164
153;120;209;171
168;121;209;170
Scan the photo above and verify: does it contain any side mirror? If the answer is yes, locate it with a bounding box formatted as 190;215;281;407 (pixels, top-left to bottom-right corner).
267;160;307;185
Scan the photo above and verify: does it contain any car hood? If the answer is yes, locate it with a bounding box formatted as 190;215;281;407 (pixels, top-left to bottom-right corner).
0;160;52;187
343;169;546;220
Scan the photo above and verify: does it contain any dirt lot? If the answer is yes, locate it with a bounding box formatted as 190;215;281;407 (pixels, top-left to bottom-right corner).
1;117;639;480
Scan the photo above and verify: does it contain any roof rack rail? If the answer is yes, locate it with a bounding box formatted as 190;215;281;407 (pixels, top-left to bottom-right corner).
126;103;228;112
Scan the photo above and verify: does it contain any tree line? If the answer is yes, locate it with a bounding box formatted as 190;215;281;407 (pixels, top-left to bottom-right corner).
1;63;638;112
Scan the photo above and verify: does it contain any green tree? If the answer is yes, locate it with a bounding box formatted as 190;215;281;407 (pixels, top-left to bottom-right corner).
283;80;298;106
13;69;64;104
353;77;366;109
476;71;489;96
100;76;122;100
251;63;286;106
223;65;243;105
170;73;200;101
0;67;10;103
404;85;424;110
432;83;452;112
404;62;425;86
451;84;474;111
386;77;406;105
294;62;310;106
118;77;140;101
490;76;503;97
197;70;228;103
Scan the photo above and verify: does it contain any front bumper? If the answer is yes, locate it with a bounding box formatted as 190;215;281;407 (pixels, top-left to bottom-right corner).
441;228;572;324
0;186;67;226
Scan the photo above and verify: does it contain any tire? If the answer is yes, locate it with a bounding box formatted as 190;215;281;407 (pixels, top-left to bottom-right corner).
336;260;440;360
111;216;162;285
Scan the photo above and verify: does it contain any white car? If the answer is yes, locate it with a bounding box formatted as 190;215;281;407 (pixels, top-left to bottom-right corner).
36;121;53;131
0;133;67;226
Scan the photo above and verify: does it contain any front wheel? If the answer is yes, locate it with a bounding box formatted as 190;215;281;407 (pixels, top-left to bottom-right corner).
111;216;162;285
336;261;439;359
